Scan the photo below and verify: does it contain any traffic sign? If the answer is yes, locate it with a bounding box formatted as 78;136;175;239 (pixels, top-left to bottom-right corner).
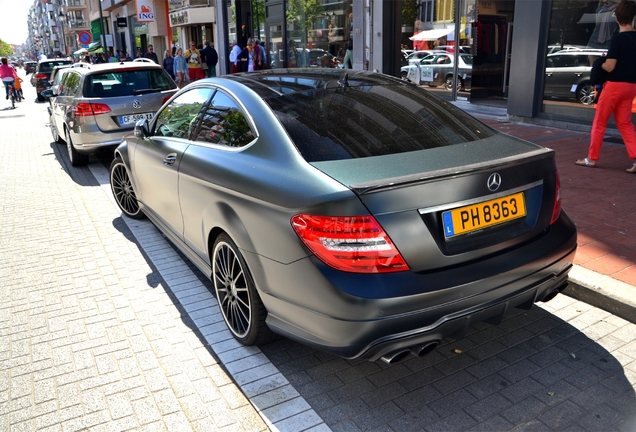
78;31;91;45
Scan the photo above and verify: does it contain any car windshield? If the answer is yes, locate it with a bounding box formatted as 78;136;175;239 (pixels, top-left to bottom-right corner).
39;61;72;73
84;69;175;98
266;83;496;162
461;54;473;65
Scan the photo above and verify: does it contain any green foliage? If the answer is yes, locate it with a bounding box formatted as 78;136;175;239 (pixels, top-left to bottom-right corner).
0;39;14;57
286;0;325;32
402;0;418;25
221;110;254;147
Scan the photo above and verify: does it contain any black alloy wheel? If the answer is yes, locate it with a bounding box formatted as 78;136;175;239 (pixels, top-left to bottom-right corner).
109;157;145;220
212;234;273;345
65;130;89;167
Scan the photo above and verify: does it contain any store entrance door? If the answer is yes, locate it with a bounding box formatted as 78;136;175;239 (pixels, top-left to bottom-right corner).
267;23;284;69
470;0;515;102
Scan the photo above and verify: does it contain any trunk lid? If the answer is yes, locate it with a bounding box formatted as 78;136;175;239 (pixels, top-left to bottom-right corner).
311;135;558;272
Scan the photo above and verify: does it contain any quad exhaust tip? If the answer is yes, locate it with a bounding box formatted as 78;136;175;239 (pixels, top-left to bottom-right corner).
380;340;441;365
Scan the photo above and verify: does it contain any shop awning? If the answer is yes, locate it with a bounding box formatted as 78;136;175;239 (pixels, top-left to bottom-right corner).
87;42;102;53
409;27;454;42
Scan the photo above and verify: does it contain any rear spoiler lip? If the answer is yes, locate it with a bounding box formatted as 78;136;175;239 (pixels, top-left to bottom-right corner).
349;147;554;195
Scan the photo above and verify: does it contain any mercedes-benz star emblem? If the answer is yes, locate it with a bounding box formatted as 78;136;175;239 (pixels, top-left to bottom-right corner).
487;173;502;192
132;100;141;109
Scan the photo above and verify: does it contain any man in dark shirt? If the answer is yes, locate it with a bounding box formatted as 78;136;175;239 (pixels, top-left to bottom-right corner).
200;40;219;77
144;45;159;63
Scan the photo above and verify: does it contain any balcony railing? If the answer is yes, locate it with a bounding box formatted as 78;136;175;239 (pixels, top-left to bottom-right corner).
65;0;86;6
69;20;88;28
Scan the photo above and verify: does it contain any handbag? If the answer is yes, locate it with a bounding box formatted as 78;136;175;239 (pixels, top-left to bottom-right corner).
201;63;209;70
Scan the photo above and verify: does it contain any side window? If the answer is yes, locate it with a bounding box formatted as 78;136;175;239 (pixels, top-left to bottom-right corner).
60;72;80;97
194;91;256;147
153;88;213;139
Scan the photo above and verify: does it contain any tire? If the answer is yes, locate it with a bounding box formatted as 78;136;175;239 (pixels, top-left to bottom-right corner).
37;92;44;102
444;75;462;91
212;233;274;346
444;75;454;90
401;71;408;80
65;129;89;167
110;157;145;220
577;82;595;106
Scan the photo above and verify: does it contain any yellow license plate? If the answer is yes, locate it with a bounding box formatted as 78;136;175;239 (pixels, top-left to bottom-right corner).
442;192;526;238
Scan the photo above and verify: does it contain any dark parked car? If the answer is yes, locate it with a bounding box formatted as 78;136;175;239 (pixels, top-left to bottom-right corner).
24;61;37;74
44;61;178;166
110;69;577;363
544;49;607;105
31;59;73;101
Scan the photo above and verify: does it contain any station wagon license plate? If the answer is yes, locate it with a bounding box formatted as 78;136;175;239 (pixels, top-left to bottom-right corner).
442;192;526;238
119;112;154;127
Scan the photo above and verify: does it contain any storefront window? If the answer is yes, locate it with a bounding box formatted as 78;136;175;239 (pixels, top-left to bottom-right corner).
284;0;352;68
544;0;629;117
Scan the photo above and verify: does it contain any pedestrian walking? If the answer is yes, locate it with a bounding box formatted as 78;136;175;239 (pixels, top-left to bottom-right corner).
185;41;202;81
200;40;218;78
144;44;159;63
576;0;636;172
173;47;188;88
163;49;175;81
229;40;242;73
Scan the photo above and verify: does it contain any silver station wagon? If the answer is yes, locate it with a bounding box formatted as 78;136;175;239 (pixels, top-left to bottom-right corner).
45;61;178;166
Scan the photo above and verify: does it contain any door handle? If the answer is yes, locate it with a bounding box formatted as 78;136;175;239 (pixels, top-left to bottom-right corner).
546;73;553;77
575;73;582;77
164;153;177;166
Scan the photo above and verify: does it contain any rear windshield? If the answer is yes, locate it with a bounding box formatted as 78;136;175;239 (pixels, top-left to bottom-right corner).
39;61;72;73
265;84;496;162
84;69;176;98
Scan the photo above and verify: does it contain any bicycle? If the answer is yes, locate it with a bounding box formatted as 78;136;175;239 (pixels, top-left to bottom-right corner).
6;82;16;109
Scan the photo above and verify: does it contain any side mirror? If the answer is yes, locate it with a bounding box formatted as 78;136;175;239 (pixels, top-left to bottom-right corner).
41;89;53;98
134;118;150;139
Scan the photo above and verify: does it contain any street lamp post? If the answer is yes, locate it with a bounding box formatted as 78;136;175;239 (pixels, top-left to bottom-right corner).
58;12;67;56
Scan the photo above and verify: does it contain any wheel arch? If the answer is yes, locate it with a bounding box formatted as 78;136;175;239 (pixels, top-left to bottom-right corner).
205;201;258;269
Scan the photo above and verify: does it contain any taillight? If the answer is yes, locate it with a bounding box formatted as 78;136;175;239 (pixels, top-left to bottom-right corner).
162;95;173;105
35;73;47;79
550;171;562;225
74;102;112;117
291;214;409;273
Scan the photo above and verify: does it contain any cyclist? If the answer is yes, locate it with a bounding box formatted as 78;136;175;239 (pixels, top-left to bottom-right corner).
0;57;19;101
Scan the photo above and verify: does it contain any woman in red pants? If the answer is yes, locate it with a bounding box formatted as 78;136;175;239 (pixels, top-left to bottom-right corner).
576;0;636;173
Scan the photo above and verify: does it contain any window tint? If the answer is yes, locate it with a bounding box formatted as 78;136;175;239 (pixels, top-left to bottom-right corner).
153;88;213;139
193;90;256;147
84;69;175;98
266;84;495;162
39;61;72;73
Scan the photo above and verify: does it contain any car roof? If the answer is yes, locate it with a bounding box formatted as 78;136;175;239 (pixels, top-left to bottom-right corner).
215;68;405;100
67;61;164;75
547;48;607;56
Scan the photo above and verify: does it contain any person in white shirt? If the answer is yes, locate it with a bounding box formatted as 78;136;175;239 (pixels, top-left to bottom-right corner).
229;40;242;73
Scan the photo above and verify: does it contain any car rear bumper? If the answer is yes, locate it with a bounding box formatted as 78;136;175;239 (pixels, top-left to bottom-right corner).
253;213;577;361
69;127;128;154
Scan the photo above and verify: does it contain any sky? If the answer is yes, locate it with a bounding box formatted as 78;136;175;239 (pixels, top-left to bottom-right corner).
0;0;31;45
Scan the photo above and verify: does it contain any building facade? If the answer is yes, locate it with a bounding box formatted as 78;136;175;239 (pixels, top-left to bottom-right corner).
26;0;634;127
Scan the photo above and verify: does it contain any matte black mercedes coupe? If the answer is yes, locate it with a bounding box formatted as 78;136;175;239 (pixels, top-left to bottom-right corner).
110;69;577;364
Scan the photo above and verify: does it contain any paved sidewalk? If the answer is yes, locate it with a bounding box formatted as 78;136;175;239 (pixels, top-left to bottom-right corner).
476;117;636;323
0;71;324;431
2;71;636;431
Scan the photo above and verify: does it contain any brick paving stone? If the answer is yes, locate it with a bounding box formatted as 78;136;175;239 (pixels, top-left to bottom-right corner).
0;76;318;431
6;73;636;432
